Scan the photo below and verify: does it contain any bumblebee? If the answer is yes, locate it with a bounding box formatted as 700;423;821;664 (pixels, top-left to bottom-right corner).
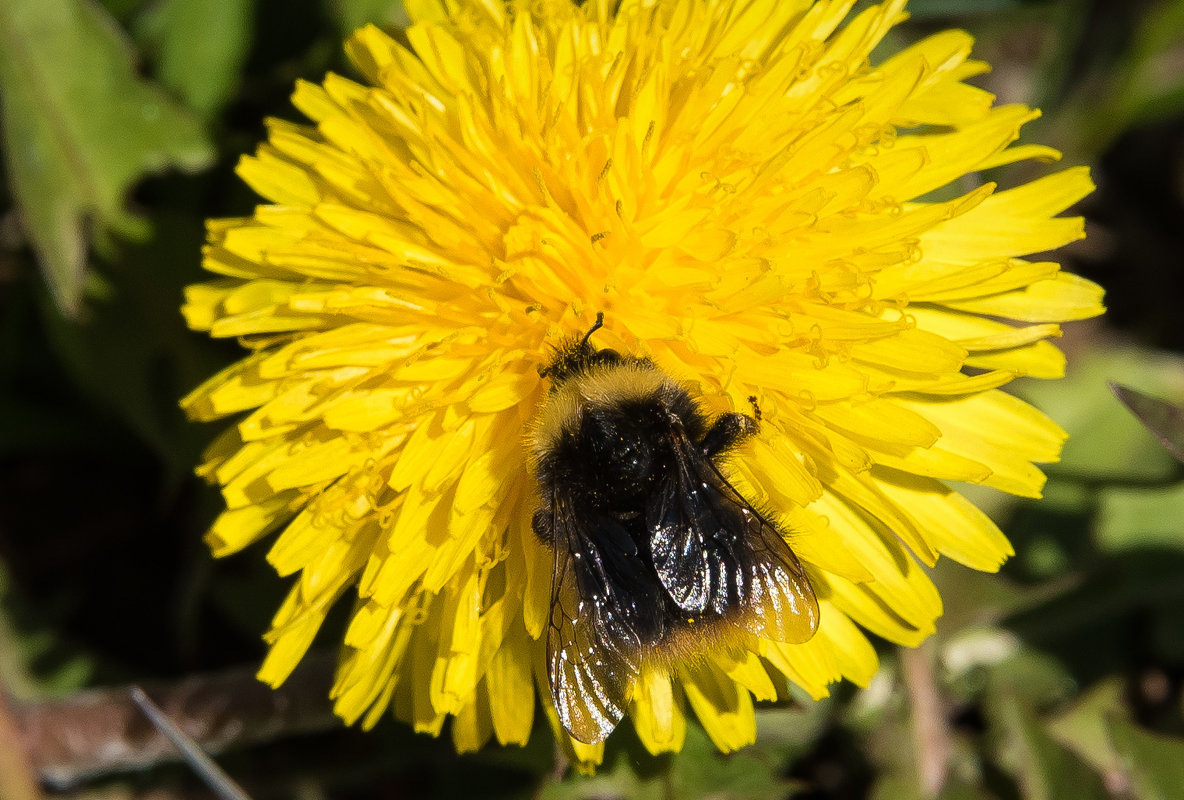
530;314;820;744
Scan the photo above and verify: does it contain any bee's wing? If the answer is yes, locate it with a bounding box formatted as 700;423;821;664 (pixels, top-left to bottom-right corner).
648;474;711;613
650;429;820;644
544;495;658;744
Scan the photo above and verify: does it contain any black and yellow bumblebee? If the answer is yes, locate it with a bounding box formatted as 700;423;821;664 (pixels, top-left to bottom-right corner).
530;314;820;744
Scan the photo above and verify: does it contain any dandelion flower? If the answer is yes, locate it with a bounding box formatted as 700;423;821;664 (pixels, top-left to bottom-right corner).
182;0;1104;766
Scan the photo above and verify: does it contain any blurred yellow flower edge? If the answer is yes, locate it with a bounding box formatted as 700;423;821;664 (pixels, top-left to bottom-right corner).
179;0;1104;768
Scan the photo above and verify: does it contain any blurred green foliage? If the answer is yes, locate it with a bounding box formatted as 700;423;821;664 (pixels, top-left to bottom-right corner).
0;0;213;318
1;0;1184;798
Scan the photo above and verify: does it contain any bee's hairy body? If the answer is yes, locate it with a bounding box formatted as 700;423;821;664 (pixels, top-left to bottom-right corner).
532;357;754;645
530;316;819;744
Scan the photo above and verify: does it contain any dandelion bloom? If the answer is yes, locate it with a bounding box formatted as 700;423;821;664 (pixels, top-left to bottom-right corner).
182;0;1104;765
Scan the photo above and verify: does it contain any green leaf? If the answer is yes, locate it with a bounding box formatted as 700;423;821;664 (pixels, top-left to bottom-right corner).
537;742;663;800
1109;717;1184;800
987;691;1109;800
903;0;1024;19
877;774;999;800
988;649;1078;709
1080;0;1184;153
0;0;213;317
1110;383;1184;465
540;713;807;800
1004;549;1184;675
0;562;94;701
932;559;1080;635
1053;689;1184;798
1016;347;1184;483
1045;678;1129;779
136;0;254;117
669;729;801;799
935;777;1001;800
1097;481;1184;552
330;0;409;36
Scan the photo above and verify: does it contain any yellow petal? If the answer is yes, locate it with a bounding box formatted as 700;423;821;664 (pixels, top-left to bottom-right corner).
875;471;1014;571
945;272;1106;322
631;668;687;755
680;661;757;753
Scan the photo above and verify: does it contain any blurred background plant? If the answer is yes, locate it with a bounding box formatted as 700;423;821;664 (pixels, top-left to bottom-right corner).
1;0;1183;798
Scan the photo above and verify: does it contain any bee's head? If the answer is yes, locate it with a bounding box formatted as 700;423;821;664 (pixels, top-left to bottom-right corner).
539;312;622;387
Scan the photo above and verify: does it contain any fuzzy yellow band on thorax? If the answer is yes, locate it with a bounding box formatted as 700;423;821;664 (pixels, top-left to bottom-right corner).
531;361;675;456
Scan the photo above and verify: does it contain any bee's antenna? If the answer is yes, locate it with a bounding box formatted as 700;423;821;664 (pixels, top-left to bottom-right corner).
581;312;605;347
540;313;608;382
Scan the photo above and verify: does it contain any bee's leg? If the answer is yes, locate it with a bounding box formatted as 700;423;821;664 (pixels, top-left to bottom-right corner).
700;412;758;457
531;505;555;545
